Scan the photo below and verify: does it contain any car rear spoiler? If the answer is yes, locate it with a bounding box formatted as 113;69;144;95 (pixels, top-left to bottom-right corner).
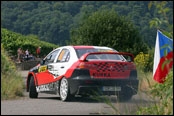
79;52;134;62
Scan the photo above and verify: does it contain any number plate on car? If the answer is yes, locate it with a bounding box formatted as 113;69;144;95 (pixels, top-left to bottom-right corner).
102;86;121;91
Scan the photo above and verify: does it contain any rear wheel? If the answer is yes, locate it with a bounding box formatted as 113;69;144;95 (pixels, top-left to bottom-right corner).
117;94;132;102
29;76;38;98
117;87;133;102
59;77;73;101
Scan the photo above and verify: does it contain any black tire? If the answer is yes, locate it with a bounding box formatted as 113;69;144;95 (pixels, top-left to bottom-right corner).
29;76;38;98
117;87;133;102
117;94;132;102
59;77;73;101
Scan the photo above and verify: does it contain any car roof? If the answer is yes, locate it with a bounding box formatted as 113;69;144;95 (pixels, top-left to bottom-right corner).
72;45;112;50
45;45;117;60
52;45;114;53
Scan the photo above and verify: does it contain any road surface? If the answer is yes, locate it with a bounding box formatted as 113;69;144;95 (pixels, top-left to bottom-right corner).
1;70;157;115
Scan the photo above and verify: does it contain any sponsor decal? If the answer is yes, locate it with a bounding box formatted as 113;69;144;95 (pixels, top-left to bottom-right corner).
38;65;47;73
92;73;111;77
36;84;49;92
58;50;65;61
49;71;60;79
36;81;58;92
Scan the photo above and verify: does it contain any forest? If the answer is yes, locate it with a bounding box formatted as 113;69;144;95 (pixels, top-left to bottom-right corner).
1;1;173;47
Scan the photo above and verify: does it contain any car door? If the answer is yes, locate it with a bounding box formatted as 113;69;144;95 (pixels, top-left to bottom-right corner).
36;49;60;86
53;48;71;77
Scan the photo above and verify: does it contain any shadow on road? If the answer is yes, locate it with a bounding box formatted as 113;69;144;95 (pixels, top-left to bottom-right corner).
37;95;158;104
37;96;100;103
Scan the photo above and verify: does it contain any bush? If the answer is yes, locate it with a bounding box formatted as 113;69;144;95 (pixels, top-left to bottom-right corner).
1;44;24;99
134;52;150;72
134;48;154;72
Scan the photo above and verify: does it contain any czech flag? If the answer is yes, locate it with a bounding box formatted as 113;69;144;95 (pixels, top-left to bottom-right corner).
153;30;173;83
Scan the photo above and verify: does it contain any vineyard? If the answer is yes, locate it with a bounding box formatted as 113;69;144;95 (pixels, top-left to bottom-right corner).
1;28;58;58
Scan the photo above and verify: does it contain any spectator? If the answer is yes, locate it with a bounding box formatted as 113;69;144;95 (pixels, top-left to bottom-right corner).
21;50;25;62
37;47;41;58
25;49;29;61
17;48;22;63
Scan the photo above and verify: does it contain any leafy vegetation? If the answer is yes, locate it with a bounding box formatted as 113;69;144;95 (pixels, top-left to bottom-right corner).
70;10;148;56
1;44;24;100
134;49;154;72
1;28;58;58
134;52;150;71
1;1;173;47
136;70;173;115
135;1;173;115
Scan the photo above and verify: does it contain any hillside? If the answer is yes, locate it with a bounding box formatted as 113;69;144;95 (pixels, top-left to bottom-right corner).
1;1;173;47
1;28;58;99
1;28;58;58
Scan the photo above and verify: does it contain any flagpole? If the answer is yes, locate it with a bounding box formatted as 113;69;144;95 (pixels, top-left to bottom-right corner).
157;28;164;33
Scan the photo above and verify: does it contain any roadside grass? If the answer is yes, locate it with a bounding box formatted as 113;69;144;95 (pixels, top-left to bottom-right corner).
137;69;155;91
136;69;173;115
1;71;24;100
1;44;24;100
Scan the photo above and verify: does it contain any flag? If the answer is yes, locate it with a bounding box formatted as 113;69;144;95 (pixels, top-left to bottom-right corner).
153;30;173;83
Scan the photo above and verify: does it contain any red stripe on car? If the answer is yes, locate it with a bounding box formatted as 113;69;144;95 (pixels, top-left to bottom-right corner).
73;46;94;49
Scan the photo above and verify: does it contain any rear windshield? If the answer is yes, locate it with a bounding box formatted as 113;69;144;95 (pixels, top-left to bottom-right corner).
75;49;125;61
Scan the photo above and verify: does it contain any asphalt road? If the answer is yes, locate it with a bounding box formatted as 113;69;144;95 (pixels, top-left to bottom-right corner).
1;70;157;115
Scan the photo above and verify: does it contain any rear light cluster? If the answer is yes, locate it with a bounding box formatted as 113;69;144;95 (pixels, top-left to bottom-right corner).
77;62;96;69
77;62;136;70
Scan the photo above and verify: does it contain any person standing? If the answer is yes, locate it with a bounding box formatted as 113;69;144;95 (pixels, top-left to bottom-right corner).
37;47;41;58
25;49;29;61
17;48;22;63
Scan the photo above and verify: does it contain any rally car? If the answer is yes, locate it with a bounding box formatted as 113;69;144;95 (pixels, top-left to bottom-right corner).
26;46;139;101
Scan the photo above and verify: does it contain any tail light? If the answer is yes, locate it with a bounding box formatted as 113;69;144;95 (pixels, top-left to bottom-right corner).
77;62;86;69
77;62;96;69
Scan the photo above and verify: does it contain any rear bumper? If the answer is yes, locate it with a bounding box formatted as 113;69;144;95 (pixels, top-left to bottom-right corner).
68;78;139;96
68;69;139;96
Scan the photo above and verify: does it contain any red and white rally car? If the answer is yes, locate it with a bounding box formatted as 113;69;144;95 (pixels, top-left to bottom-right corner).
26;46;139;101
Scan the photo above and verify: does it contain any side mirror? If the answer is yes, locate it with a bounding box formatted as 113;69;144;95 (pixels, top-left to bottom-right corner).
40;59;45;65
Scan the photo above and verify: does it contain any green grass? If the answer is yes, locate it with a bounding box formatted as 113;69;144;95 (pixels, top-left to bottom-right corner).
1;44;24;100
137;69;173;115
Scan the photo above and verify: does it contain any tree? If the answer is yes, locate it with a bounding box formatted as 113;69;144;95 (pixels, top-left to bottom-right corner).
149;1;173;39
70;10;148;56
2;1;172;47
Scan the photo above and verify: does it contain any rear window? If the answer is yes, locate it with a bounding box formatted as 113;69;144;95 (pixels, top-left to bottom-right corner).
75;49;125;61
